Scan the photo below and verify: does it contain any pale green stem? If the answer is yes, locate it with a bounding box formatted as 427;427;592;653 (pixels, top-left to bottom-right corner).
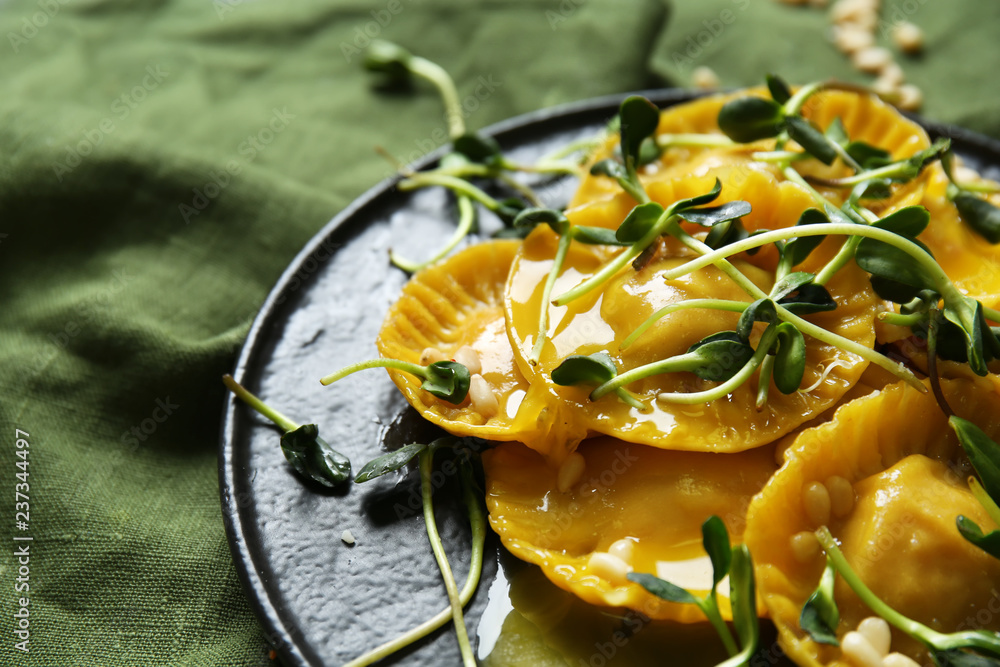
878;311;926;327
408;56;465;140
391;195;476;273
419;448;477;667
700;595;740;658
222;375;298;432
497;172;543;207
620;299;750;350
656;133;736;149
320;358;426;386
342;469;486;667
399;173;503;212
984;307;1000;323
756;354;774;410
783;81;824;116
530;233;572;364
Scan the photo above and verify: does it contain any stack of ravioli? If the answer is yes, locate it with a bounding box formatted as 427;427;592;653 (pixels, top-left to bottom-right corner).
375;88;1000;666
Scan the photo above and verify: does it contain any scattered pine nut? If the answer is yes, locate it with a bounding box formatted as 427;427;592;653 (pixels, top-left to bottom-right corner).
608;538;636;565
857;617;892;657
841;631;884;667
341;529;356;545
883;653;921;667
826;476;855;518
692;66;721;90
587;551;632;586
419;347;447;365
453;345;482;375
468;374;499;418
852;46;893;74
557;451;586;493
896;83;923;111
790;531;821;563
892;21;924;54
803;481;832;526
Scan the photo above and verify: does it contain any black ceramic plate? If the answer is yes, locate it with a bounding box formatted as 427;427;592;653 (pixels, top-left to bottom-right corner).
219;91;1000;667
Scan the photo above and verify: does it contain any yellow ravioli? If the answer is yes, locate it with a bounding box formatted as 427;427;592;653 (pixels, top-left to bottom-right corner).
744;378;1000;666
483;435;778;623
505;169;880;456
377;240;588;451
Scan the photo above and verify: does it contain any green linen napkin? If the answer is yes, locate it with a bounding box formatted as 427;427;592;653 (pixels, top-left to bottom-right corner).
0;0;996;665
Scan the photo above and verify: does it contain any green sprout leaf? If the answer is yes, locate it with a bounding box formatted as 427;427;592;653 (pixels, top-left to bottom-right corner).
950;416;1000;502
825;117;848;145
679;200;753;226
590;158;627;180
453;132;502;166
799;558;840;646
628;572;700;605
280;424;353;487
942;300;993;376
616;201;666;243
363;40;414;82
619;96;661;173
551;352;617;387
766;73;792;105
422;361;471;404
785;115;837;166
495;197;528;226
846;141;892;170
773;323;806;394
737;299;778;340
514;207;569;235
573;226;630;246
702;515;732;588
933;649;1000;667
957;516;1000;560
718;97;785;143
856;236;936;294
686;332;756;382
954;193;1000;244
670;177;723;212
705;218;750;251
784;208;829;267
354;442;428;483
772;273;837;315
875;205;931;239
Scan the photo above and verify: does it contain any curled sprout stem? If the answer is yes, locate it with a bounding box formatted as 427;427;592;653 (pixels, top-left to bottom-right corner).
406;55;465;140
656;133;736;150
391;195;476;273
530;232;572;364
399;172;506;212
342;462;486;667
419;448;477;667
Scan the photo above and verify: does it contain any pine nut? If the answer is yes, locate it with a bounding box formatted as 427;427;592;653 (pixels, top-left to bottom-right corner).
826;476;856;518
692;66;721;90
419;347;447;365
790;531;821;563
608;538;636;565
842;631;884;667
587;551;632;586
874;62;905;88
833;25;875;54
892;21;924;54
804;481;832;526
896;84;923;111
453;345;482;375
468;374;499;419
857;617;891;657
852;47;893;74
882;653;921;667
557;451;586;493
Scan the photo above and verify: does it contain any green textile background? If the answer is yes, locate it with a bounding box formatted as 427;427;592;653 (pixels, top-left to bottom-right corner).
0;0;997;665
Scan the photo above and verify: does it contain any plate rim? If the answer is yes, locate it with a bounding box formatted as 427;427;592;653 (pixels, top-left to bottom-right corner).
217;88;1000;667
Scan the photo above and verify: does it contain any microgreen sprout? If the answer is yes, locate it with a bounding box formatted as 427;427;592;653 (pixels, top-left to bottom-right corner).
343;439;486;667
949;417;1000;561
629;517;760;667
550;352;648;411
799;556;840;646
222;374;351;486
815;526;1000;664
320;358;471;404
941;151;1000;244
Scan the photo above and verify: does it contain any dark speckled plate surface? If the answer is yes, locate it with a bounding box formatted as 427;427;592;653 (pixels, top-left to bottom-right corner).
219;91;1000;667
